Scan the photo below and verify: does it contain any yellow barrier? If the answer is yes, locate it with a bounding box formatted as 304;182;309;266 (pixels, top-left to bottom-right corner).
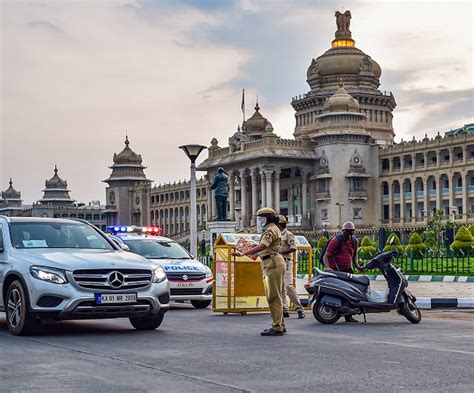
212;233;312;315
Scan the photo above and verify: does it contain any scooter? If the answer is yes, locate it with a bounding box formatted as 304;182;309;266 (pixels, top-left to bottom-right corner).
304;250;422;324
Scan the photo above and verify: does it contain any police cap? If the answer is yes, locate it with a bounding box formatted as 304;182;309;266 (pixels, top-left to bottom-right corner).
257;207;276;216
276;214;287;224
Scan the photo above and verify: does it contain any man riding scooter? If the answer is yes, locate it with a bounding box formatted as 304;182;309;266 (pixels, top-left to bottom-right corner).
322;221;364;322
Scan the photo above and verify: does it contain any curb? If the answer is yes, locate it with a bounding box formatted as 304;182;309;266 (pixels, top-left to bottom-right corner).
301;298;474;309
416;298;474;309
366;275;474;282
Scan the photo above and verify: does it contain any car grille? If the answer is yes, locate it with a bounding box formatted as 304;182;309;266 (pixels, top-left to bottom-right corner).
166;271;206;281
170;288;204;296
73;269;152;290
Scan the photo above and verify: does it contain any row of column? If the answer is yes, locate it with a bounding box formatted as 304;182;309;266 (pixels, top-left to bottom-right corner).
383;172;472;222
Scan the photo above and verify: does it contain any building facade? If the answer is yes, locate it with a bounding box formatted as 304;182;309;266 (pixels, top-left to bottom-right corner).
0;167;106;228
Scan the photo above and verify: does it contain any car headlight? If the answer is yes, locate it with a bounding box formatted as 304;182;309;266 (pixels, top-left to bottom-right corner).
30;266;67;284
204;265;213;279
152;266;167;283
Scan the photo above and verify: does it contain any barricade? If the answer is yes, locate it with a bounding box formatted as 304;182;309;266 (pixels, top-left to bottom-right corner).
212;232;312;314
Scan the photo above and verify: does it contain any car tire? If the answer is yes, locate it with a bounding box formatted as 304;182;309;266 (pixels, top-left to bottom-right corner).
129;313;164;330
5;280;41;336
191;300;211;309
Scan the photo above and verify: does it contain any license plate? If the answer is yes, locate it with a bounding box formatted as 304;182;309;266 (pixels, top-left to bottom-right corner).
176;283;195;288
95;293;137;304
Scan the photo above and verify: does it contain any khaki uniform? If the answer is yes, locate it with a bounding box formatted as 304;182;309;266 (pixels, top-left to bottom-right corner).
281;228;303;312
259;223;286;332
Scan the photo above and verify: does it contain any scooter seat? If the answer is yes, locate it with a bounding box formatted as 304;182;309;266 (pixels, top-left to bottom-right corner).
330;271;370;286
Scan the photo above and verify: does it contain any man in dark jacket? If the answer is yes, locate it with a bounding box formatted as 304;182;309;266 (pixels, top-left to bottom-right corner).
323;221;364;322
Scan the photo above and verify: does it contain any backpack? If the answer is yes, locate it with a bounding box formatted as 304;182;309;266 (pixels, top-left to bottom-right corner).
319;234;357;267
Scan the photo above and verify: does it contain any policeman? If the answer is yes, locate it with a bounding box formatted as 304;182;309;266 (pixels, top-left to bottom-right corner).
232;207;286;336
277;214;305;319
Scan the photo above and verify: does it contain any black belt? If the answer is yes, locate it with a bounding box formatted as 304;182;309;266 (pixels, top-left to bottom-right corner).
261;253;280;261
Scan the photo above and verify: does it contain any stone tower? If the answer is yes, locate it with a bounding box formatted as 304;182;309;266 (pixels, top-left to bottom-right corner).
292;10;396;143
103;136;152;226
38;166;74;207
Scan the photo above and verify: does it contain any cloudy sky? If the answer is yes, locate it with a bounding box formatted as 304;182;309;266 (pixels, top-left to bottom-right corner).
1;0;473;204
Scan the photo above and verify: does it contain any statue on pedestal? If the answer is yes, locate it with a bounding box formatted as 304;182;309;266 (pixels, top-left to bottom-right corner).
210;167;229;221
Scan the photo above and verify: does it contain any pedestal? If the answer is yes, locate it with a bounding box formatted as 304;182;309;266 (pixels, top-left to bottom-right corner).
207;221;237;254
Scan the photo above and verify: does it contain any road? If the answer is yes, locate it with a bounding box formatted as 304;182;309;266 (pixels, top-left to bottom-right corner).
0;306;473;392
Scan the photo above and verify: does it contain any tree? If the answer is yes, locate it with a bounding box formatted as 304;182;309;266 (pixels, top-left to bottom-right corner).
405;232;427;258
316;236;328;254
468;224;474;237
423;209;444;253
383;233;404;253
450;225;473;256
358;236;378;260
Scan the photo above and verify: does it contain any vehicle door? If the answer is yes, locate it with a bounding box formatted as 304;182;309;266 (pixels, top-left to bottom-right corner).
0;221;7;310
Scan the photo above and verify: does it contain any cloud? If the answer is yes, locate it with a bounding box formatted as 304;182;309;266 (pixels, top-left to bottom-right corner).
1;0;472;204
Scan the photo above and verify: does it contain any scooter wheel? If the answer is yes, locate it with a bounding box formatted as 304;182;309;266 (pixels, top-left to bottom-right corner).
313;303;341;324
399;297;422;324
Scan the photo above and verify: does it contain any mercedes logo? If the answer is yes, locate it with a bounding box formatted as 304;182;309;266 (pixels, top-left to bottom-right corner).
108;271;125;288
182;274;189;281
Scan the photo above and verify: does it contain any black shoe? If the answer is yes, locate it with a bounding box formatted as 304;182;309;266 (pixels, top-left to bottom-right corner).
345;316;358;323
283;328;287;333
297;311;306;319
261;328;285;336
283;312;290;318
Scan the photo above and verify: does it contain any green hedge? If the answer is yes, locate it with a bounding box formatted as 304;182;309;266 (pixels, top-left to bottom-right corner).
316;236;328;254
383;233;404;253
358;236;378;259
405;232;427;258
451;225;473;256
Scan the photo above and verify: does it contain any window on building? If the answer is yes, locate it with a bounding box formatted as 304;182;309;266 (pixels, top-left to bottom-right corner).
280;168;292;179
321;208;328;219
351;178;363;191
317;179;328;192
353;208;362;219
202;188;207;197
280;189;288;202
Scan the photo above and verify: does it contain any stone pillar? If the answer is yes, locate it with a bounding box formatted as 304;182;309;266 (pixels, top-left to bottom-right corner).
274;167;281;213
301;169;309;226
240;169;248;228
388;180;393;226
265;170;273;208
400;179;405;222
462;171;468;220
424;152;428;170
229;173;235;221
449;147;454;167
177;208;181;233
448;174;454;218
260;168;266;208
423;178;428;223
436;176;441;211
250;168;258;224
411;154;416;171
463;146;468;165
411;178;416;224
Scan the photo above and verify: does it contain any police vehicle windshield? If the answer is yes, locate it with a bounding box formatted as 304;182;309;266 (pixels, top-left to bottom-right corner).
123;239;191;260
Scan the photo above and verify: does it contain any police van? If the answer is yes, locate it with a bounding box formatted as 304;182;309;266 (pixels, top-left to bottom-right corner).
107;226;213;309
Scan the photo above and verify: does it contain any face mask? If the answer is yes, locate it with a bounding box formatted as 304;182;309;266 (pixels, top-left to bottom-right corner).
257;217;267;233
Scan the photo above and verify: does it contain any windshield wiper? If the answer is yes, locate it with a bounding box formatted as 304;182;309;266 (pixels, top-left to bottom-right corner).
152;256;190;260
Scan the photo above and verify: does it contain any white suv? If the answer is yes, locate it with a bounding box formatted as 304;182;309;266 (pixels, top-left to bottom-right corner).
0;216;170;335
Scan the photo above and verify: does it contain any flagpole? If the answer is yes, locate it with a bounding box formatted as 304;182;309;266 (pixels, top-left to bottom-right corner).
241;88;245;124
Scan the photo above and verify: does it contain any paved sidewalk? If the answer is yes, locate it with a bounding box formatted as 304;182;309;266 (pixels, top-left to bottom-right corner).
371;280;474;298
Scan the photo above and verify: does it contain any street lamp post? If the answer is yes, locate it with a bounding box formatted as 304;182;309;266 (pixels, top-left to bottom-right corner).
179;144;207;257
335;202;344;229
451;205;457;241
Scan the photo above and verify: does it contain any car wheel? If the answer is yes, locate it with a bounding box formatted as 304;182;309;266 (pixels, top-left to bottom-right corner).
191;300;211;309
129;313;164;330
5;280;41;336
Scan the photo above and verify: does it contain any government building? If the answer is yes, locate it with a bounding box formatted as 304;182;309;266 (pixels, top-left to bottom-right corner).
2;10;473;239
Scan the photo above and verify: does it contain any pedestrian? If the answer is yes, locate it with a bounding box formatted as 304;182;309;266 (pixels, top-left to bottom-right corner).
232;207;286;336
323;221;364;322
277;214;305;319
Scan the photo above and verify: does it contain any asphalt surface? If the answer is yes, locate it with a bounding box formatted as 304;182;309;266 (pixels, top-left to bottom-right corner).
0;306;473;393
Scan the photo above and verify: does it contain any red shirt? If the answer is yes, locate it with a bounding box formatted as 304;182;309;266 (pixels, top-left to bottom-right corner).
325;236;358;271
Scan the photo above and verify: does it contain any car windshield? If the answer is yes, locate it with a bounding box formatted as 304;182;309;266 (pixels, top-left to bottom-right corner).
124;239;191;259
10;222;114;250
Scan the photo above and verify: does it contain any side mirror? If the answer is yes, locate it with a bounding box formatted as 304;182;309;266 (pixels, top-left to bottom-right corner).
119;243;130;252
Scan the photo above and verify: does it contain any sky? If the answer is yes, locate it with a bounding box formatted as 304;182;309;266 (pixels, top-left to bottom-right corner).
1;0;473;204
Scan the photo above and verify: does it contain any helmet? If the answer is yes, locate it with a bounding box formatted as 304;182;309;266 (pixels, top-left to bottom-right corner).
276;214;287;224
257;207;276;216
342;221;356;230
217;167;225;173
